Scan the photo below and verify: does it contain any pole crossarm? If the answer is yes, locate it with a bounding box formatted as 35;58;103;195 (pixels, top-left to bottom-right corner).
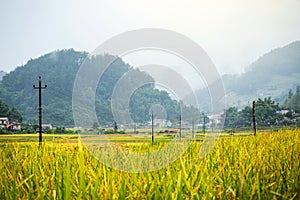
33;76;47;146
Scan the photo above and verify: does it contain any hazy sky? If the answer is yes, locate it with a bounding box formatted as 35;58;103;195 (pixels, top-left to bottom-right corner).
1;0;300;74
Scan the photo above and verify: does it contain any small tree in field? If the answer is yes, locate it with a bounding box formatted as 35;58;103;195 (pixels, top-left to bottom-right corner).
113;121;118;133
92;122;99;130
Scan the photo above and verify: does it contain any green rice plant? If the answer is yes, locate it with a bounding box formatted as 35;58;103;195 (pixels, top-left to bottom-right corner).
0;130;299;199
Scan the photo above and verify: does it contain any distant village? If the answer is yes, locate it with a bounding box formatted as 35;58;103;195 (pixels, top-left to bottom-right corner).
1;108;299;134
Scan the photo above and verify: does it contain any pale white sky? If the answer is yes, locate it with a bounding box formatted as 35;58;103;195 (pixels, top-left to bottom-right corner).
0;0;300;74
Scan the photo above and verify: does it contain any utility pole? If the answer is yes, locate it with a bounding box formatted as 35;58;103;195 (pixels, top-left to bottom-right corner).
33;76;47;146
113;120;118;133
179;114;182;140
203;115;206;134
134;123;137;134
252;101;257;136
192;119;194;139
151;111;154;145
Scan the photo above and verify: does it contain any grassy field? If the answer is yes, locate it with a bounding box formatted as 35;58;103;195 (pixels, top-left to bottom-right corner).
0;130;299;199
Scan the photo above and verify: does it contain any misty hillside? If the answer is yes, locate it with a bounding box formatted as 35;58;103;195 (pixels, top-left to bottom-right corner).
197;41;300;110
1;40;299;124
224;41;300;95
0;49;192;126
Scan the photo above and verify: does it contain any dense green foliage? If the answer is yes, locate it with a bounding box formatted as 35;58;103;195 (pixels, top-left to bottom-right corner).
129;87;180;123
0;49;85;126
0;99;9;117
0;99;22;122
0;49;194;127
9;106;22;122
223;97;287;129
286;85;300;112
255;97;282;125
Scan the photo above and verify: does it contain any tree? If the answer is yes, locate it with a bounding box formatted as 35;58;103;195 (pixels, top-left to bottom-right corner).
288;90;300;112
9;106;22;122
223;107;240;129
0;99;9;117
255;97;282;125
113;120;118;133
200;112;210;124
55;127;66;134
288;89;293;99
92;122;99;130
240;106;252;127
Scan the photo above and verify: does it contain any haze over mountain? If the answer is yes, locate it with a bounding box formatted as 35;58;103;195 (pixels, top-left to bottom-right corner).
196;41;300;111
224;41;300;103
0;40;299;126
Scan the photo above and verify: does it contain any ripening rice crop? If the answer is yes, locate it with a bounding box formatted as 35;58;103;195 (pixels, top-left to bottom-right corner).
0;130;299;199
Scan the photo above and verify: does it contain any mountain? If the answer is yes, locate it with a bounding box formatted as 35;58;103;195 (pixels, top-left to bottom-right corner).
0;49;193;127
0;71;6;81
196;40;300;111
1;40;299;125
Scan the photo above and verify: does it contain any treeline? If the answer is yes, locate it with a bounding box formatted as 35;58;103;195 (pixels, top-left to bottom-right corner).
0;99;22;122
223;87;300;129
285;86;300;111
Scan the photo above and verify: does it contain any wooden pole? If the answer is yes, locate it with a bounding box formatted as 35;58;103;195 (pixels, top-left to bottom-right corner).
151;111;154;145
203;115;206;134
192;119;194;139
134;123;137;134
179;114;182;140
252;101;257;136
33;76;47;147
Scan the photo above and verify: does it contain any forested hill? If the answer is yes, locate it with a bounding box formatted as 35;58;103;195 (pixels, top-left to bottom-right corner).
0;49;186;126
196;40;300;111
223;40;300;97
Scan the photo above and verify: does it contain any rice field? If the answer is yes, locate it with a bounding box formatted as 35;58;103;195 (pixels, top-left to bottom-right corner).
0;130;299;199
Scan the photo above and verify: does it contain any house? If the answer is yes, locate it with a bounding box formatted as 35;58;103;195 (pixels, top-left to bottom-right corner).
277;110;290;115
0;117;22;132
35;124;53;133
148;119;172;127
208;114;223;126
42;124;53;130
0;117;9;128
6;121;22;132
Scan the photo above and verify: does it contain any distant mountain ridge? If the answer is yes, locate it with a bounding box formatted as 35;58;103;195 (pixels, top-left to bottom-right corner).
224;41;300;93
197;40;300;110
0;40;299;124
